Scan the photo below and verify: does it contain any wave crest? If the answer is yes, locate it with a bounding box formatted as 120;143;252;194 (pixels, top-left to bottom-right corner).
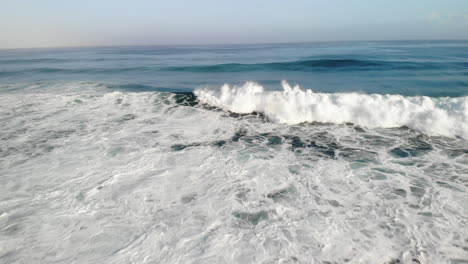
194;81;468;138
165;59;466;72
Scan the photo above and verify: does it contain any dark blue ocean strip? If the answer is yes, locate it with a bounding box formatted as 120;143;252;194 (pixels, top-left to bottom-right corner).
1;59;467;77
163;59;468;72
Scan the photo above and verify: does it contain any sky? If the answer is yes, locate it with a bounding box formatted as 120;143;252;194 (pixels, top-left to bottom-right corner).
1;0;468;49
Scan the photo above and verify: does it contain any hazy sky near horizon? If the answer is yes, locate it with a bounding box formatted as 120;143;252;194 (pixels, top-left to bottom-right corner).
1;0;468;49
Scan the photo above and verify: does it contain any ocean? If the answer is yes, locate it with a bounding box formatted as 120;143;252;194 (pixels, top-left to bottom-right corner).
0;41;467;263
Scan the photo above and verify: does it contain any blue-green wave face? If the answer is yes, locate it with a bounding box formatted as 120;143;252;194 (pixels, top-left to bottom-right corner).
1;41;468;264
164;59;468;72
1;40;468;97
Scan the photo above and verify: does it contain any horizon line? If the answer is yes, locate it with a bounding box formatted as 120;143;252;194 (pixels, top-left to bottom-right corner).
1;38;468;51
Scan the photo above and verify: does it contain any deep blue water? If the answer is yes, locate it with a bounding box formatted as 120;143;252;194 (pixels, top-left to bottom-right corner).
1;40;467;97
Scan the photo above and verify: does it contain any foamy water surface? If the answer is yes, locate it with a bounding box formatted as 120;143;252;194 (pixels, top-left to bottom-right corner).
1;41;468;263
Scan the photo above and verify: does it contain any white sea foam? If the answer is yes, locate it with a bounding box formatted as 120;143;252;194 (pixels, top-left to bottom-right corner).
195;81;468;138
1;85;467;263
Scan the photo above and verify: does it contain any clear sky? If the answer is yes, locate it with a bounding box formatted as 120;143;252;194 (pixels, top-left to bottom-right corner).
1;0;468;49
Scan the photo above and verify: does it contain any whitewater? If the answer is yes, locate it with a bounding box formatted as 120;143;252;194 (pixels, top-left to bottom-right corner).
1;42;468;264
195;81;468;138
0;82;467;264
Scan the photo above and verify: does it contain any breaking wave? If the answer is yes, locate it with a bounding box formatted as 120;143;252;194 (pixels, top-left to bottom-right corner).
195;81;468;138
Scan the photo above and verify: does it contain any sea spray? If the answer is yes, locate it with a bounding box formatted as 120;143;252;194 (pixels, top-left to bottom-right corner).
195;81;468;138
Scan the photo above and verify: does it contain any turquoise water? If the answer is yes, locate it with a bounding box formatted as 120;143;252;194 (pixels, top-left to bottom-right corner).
0;41;467;263
1;40;467;96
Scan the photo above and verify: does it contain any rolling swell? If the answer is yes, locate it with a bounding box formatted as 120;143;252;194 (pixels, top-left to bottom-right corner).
0;58;70;64
0;66;154;77
2;59;465;77
165;59;465;72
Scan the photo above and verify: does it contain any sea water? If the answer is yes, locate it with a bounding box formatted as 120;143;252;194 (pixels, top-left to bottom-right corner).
0;41;467;263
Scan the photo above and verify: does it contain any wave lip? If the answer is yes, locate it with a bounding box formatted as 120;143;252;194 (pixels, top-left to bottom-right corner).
194;81;468;138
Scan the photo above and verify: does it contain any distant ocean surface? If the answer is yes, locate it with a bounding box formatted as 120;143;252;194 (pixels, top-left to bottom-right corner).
1;41;467;263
